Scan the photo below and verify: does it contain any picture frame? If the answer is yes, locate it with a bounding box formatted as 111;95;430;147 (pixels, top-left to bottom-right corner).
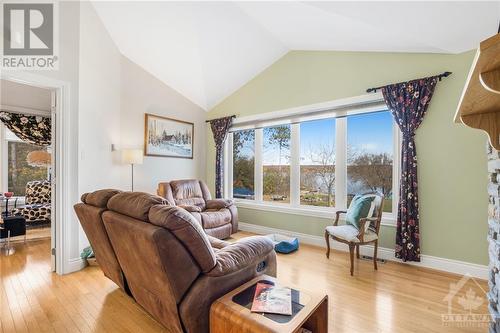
144;113;194;159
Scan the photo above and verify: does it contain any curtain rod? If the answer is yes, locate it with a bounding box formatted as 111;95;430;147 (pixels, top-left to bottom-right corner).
205;115;237;123
366;71;452;93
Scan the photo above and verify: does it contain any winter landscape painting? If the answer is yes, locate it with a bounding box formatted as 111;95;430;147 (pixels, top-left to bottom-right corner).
144;113;194;159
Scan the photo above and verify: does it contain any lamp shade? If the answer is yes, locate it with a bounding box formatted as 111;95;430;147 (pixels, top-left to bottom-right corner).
26;150;51;167
121;149;143;165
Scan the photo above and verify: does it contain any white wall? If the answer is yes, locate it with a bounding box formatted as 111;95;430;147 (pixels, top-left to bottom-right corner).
120;56;207;193
78;2;124;194
78;2;125;250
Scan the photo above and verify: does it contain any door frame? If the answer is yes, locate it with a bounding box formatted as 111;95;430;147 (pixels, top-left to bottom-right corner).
1;72;82;275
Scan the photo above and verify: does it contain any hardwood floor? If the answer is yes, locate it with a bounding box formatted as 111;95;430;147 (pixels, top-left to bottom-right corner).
0;232;489;333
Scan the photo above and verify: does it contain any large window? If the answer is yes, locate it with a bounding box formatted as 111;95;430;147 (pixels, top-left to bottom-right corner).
226;100;399;222
347;111;393;212
263;125;290;203
300;119;336;207
233;129;255;199
4;128;49;195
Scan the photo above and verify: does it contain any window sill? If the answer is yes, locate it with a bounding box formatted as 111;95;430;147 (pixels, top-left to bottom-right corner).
235;200;397;227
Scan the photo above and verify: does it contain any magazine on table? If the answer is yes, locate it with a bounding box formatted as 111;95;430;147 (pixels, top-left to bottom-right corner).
250;282;292;316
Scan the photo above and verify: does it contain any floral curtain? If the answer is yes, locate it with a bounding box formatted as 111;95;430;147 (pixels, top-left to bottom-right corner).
381;76;438;262
209;116;233;198
0;111;51;146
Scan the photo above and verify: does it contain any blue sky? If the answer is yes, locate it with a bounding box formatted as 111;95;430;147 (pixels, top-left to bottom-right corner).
237;110;394;165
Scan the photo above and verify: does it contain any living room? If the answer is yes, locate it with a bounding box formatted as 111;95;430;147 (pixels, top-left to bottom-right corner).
0;1;499;333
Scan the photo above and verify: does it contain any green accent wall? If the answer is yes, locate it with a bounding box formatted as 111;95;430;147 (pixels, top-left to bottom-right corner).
206;50;488;265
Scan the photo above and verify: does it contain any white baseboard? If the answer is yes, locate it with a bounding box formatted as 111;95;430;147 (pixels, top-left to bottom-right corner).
239;222;489;280
64;257;87;274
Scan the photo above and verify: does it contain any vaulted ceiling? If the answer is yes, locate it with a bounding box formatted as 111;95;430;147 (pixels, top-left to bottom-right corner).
92;1;500;110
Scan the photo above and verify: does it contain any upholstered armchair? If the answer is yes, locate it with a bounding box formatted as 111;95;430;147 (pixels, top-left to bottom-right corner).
13;180;51;225
157;179;238;239
325;192;385;276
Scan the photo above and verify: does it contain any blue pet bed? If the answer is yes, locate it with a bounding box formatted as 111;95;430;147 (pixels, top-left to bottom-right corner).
266;234;299;254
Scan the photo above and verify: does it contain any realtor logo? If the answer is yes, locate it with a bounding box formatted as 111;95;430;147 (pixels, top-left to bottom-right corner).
1;2;58;69
442;273;491;328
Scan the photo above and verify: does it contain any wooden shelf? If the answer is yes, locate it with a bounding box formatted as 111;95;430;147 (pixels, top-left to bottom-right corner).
455;33;500;150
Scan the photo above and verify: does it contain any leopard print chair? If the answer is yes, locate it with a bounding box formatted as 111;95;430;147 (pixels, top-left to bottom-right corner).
13;180;51;225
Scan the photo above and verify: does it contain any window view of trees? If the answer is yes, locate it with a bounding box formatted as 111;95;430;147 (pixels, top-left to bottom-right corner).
300;119;336;207
230;110;396;214
347;111;394;212
263;125;290;203
8;141;49;195
232;130;255;199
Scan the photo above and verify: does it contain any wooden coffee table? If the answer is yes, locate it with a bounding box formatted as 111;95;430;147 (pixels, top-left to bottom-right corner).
210;275;328;333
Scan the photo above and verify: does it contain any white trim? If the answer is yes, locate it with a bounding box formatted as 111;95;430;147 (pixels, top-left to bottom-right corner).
0;124;6;192
238;222;488;280
66;257;86;272
290;123;300;206
236;200;397;227
335;117;347;210
1;72;78;275
231;93;385;130
0;104;51;116
254;128;263;202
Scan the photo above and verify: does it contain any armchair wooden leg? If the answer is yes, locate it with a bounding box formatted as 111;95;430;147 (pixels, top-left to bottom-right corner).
324;232;330;259
373;240;378;271
348;244;355;276
356;245;360;259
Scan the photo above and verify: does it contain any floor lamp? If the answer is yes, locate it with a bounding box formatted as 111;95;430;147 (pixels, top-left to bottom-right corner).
121;149;143;191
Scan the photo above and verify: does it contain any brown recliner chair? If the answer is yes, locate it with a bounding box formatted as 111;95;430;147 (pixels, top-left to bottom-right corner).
95;191;275;333
73;189;130;294
157;179;238;239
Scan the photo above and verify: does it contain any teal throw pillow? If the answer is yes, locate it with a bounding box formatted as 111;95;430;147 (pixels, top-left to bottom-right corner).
345;195;375;230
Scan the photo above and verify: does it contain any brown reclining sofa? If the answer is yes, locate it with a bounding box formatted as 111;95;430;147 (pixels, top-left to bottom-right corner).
157;179;237;239
74;189;276;333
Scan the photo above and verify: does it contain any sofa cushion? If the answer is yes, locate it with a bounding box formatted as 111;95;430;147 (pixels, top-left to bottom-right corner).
82;189;122;208
148;204;217;273
25;180;51;205
326;225;378;243
107;192;166;221
201;209;232;229
205;223;232;239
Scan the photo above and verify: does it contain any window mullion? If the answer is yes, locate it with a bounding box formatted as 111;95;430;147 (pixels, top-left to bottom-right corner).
335;118;347;210
254;128;263;202
290;124;300;207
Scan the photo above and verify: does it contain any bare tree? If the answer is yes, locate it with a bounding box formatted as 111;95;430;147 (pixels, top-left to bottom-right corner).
309;144;336;206
349;153;393;196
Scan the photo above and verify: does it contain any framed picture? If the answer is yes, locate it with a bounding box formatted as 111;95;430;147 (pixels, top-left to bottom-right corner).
144;113;194;159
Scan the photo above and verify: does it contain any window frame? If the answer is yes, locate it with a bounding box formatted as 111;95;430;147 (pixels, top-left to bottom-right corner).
224;94;401;227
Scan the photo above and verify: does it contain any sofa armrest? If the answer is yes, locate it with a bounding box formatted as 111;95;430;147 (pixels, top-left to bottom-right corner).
207;235;231;249
206;236;274;277
178;204;202;213
206;199;234;209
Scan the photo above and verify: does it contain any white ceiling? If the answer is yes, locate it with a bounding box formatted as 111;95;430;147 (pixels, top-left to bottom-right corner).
92;1;500;110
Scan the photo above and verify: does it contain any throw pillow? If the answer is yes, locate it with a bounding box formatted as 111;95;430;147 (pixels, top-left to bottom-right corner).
345;195;375;230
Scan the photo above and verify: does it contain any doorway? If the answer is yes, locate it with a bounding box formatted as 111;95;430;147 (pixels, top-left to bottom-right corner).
0;79;56;271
